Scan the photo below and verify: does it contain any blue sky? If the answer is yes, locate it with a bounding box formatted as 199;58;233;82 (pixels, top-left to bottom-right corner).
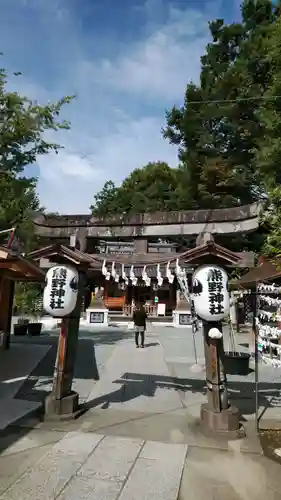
0;0;242;213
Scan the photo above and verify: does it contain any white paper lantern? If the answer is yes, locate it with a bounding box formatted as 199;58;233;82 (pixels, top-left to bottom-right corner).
43;265;79;317
192;265;229;322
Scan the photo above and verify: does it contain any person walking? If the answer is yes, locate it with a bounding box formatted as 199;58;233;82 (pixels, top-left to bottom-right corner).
133;303;147;348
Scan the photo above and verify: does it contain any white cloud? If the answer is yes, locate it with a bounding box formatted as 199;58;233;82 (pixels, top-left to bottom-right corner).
37;116;178;213
95;5;211;101
38;151;102;183
4;0;221;213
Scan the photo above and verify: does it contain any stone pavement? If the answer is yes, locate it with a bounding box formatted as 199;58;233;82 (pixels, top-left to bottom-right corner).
0;343;51;430
159;325;281;426
85;335;184;413
11;323;281;426
1;325;281;498
12;328;133;405
0;425;280;500
0;431;187;500
6;325;281;436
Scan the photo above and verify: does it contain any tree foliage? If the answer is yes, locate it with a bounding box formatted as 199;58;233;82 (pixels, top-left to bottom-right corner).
0;174;40;251
260;186;281;258
91;181;120;218
0;64;73;176
253;11;281;186
0;61;73;250
13;281;43;316
91;162;180;216
91;1;281;255
252;8;281;257
163;0;280;210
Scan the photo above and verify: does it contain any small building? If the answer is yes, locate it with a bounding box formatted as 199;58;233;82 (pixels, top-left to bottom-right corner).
0;245;45;348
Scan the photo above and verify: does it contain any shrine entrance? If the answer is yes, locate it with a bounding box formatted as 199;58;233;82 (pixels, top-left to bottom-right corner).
127;281;176;316
131;285;151;304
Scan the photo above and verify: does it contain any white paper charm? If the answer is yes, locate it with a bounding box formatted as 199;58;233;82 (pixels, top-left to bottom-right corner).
142;265;151;287
166;261;174;284
157;264;163;287
121;264;129;285
130;265;138;286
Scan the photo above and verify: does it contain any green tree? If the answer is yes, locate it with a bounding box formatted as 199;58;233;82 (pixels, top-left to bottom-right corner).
0;62;73;250
253;11;281;186
90;180;120;217
252;12;281;257
261;186;281;258
13;281;43;316
91;162;180;216
91;2;281;255
163;0;279;209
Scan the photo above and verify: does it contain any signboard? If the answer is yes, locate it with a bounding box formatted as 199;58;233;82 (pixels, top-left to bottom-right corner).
43;265;78;317
157;303;166;316
90;312;105;324
179;313;192;325
192;265;229;322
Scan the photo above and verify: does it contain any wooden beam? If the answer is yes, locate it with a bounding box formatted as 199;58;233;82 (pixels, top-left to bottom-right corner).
0;263;17;272
0;269;38;281
0;261;26;274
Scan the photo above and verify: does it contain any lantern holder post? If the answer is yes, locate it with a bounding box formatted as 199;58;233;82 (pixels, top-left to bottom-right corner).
200;320;240;433
44;270;85;420
192;261;241;435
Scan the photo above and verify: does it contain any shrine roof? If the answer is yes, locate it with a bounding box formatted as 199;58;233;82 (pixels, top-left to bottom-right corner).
0;246;45;281
28;244;95;267
28;242;253;270
231;260;281;288
181;240;248;266
29;244;186;268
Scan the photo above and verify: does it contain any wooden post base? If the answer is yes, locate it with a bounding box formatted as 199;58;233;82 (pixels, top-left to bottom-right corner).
200;403;240;433
44;391;83;421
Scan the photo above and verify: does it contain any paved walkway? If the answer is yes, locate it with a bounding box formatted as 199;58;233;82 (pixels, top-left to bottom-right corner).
6;325;281;430
0;431;187;500
13;328;133;405
1;327;281;499
0;344;50;430
86;336;184;413
161;326;281;425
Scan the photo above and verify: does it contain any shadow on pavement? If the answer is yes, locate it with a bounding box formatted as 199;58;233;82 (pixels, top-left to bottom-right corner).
0;329;132;454
84;372;281;420
12;329;134;405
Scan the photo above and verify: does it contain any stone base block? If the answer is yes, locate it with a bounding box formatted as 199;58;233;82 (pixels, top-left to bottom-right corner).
85;307;109;326
44;391;83;421
200;403;240;433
